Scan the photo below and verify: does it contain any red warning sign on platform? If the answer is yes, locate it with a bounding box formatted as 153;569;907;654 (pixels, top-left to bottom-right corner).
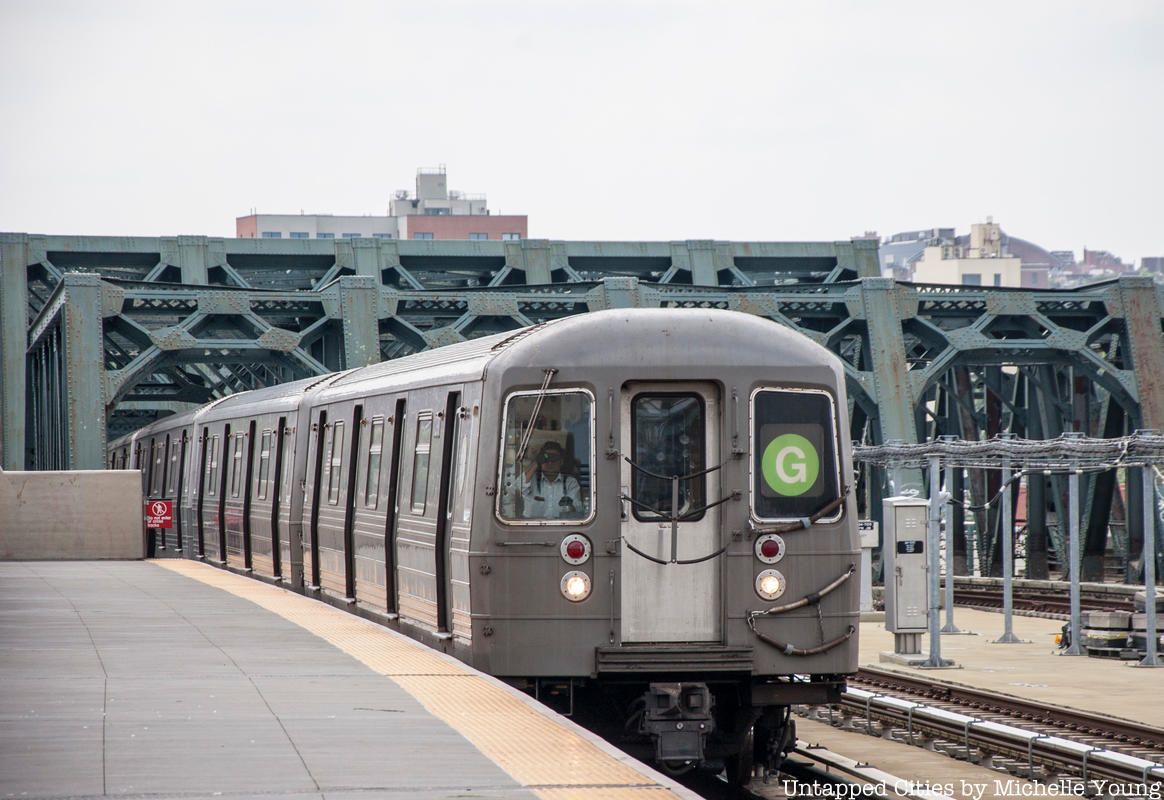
146;500;173;528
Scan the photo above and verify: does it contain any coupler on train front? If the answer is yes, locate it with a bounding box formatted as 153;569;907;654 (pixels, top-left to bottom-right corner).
625;677;844;783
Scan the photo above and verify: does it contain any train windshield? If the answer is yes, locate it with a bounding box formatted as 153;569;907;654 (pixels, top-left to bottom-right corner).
498;389;595;523
751;388;842;523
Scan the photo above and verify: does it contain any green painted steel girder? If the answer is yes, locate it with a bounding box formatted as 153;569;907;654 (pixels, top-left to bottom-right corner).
3;231;1162;539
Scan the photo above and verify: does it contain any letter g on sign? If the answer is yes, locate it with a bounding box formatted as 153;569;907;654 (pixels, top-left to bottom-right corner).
762;434;819;496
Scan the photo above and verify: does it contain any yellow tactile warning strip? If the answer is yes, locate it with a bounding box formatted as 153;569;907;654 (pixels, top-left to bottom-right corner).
154;560;685;799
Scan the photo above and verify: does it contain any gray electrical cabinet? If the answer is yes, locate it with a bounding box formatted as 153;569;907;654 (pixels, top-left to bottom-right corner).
882;497;929;633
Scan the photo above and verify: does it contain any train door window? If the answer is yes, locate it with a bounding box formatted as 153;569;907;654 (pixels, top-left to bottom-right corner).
206;436;220;496
156;437;170;496
282;430;295;505
631;394;706;522
327;421;345;505
750;388;842;523
364;417;385;509
497;389;595;523
410;413;433;514
256;430;273;500
229;434;245;498
151;441;164;496
167;436;180;495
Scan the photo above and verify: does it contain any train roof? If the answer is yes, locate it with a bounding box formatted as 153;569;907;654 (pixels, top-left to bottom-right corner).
194;371;348;424
108;308;843;451
489;307;844;376
312;327;536;404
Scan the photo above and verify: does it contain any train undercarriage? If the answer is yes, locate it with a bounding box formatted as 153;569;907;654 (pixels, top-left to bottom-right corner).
523;674;846;785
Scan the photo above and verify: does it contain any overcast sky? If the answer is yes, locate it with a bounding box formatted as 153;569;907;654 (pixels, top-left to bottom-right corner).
2;1;1161;263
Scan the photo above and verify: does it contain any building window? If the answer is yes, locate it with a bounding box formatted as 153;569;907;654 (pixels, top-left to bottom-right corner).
289;232;309;239
423;207;450;216
341;233;362;239
261;231;282;239
963;274;982;286
413;232;434;240
993;273;1002;287
317;232;335;239
469;233;488;241
373;233;394;239
501;233;521;241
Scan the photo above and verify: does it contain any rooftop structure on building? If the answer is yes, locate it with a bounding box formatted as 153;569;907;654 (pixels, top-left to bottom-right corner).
1141;256;1164;276
874;219;1089;289
236;166;528;242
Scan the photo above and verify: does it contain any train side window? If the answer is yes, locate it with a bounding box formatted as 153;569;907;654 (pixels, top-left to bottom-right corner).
229;434;245;498
207;435;220;496
497;389;595;523
750;388;842;523
327;421;345;505
631;394;706;522
365;417;384;509
256;430;272;500
410;413;433;514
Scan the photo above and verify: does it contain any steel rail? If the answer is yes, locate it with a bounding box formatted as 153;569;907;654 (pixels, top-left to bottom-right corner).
825;687;1164;787
851;667;1164;750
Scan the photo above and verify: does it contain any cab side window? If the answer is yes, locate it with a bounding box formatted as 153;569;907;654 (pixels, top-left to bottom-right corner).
497;390;594;523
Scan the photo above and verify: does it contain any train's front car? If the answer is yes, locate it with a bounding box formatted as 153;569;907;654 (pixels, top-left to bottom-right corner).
478;308;859;783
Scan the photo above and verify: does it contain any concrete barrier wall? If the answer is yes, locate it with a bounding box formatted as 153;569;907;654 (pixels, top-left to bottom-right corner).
0;470;144;560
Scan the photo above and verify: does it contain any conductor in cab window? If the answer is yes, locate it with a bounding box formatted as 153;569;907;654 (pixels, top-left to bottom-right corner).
521;441;582;519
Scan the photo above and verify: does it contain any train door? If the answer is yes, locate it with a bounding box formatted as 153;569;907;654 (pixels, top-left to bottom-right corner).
305;409;328;588
195;430;210;558
174;430;187;552
382;397;407;614
432;392;462;634
619;382;722;642
309;404;357;598
215;424;231;563
266;417;287;578
348;398;399;610
223;424;249;569
276;421;298;583
340;404;363;600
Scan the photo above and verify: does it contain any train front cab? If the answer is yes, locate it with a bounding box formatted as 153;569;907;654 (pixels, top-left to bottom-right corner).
478;313;859;781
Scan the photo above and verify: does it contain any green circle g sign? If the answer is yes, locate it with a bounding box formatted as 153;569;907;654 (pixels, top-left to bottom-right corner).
762;434;819;496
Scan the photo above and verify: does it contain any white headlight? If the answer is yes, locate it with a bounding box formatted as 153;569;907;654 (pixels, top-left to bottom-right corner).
560;570;592;602
755;569;786;601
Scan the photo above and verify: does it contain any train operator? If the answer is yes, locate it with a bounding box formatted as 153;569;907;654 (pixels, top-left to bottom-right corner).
519;441;582;519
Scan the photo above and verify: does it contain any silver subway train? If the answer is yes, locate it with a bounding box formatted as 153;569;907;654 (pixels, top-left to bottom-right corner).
110;307;859;781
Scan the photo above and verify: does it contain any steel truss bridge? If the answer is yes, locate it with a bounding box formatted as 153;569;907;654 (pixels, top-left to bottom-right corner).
2;232;1162;581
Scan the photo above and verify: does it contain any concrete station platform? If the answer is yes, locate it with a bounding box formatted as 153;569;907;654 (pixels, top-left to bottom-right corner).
859;607;1164;728
0;561;696;800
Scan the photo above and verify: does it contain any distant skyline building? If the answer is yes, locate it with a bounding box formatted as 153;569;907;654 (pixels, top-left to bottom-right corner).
875;219;1068;289
236;166;528;242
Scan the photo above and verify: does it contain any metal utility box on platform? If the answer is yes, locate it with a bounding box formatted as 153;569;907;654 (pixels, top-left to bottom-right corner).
882;497;929;635
858;519;878;615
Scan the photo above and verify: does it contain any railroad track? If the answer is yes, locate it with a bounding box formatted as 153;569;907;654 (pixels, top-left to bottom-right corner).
801;667;1164;791
951;577;1139;617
